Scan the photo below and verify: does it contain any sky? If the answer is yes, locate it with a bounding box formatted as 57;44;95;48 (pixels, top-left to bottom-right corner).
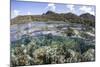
11;0;96;18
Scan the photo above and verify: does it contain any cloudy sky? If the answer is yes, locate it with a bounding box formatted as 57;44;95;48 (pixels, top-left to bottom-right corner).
11;0;95;18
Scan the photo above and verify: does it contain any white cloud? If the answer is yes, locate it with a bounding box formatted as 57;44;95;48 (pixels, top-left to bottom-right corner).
27;11;32;15
45;3;56;11
11;10;20;18
66;5;75;11
79;6;95;15
14;10;20;16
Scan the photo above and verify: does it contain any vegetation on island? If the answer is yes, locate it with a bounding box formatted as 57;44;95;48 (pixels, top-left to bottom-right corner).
11;11;95;27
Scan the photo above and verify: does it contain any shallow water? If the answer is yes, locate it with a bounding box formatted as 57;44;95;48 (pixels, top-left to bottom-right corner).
10;21;86;42
10;22;63;41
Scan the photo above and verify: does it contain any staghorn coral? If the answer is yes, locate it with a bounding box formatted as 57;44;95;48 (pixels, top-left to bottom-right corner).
82;49;95;62
65;49;82;63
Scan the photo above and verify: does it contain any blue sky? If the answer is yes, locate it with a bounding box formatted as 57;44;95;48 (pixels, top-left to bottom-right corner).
11;0;96;18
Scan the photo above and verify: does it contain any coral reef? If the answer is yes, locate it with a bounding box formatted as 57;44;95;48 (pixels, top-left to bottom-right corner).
11;35;95;67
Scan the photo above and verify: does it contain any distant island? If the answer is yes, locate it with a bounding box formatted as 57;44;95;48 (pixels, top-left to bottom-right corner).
11;11;95;27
